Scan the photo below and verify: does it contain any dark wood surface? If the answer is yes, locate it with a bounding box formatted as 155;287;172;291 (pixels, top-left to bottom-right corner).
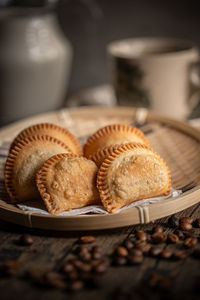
0;203;200;300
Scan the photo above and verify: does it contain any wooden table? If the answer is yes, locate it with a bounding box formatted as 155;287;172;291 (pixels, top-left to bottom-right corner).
0;118;200;300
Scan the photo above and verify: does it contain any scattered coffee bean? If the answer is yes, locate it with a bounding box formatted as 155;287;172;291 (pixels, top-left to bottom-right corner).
44;272;66;289
129;248;143;257
68;270;79;281
124;239;134;250
168;215;179;227
180;216;193;224
78;248;92;262
19;234;34;246
116;246;128;257
193;218;200;228
160;249;172;259
134;240;147;249
128;254;143;265
184;237;198;248
69;280;84;291
2;260;21;276
167;233;179;244
136;230;147;241
179;222;192;231
94;260;109;273
113;256;127;266
128;234;136;243
80;235;95;244
91;246;102;260
61;263;74;274
151;232;166;244
150;246;162;257
174;229;185;239
193;248;200;259
139;243;151;255
173;250;187;260
152;225;163;233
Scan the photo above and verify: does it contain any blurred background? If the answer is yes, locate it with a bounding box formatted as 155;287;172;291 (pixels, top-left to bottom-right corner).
0;0;200;125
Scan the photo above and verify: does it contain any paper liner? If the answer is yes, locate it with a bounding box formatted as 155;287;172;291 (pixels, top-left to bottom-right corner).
97;143;171;213
90;142;151;167
4;135;72;203
36;153;99;214
10;123;83;156
17;188;181;216
83;123;150;158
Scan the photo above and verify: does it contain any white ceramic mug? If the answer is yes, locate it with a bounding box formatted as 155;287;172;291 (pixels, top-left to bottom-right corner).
108;38;200;119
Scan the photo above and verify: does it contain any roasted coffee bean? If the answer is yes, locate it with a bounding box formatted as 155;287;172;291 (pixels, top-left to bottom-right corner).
173;250;187;260
179;222;192;231
160;249;172;259
152;225;163;233
168;215;179;227
80;235;95;244
151;232;166;244
174;229;185;239
69;280;84;291
128;254;143;265
193;248;200;259
91;246;102;260
61;263;74;274
74;245;87;254
184;237;198;248
116;246;128;257
113;256;127;266
194;218;200;228
139;243;151;255
19;234;34;246
134;240;147;249
128;234;136;243
68;270;79;281
136;230;147;241
2;260;21;276
150;246;162;257
124;239;134;250
94;260;109;273
73;259;92;272
180;216;193;224
78;250;91;262
44;272;66;289
129;248;143;257
167;233;179;244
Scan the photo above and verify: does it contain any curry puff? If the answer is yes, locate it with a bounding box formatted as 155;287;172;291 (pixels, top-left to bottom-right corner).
97;143;171;213
36;153;100;214
4;135;72;203
11;123;82;155
84;124;149;158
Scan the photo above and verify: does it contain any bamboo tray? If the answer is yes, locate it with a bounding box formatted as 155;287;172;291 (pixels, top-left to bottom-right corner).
0;106;200;231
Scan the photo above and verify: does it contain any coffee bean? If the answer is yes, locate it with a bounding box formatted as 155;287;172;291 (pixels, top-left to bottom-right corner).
167;233;179;244
68;270;79;281
150;246;162;257
152;225;163;233
193;248;200;259
44;272;66;289
91;246;102;260
80;235;95;244
113;256;127;266
128;234;136;243
19;234;34;246
160;249;172;259
94;260;109;273
173;250;187;260
129;248;143;257
180;216;193;224
69;280;84;291
179;222;192;231
193;218;200;228
136;230;147;241
168;215;179;227
116;246;128;257
184;237;198;248
124;239;134;250
2;260;21;276
74;245;88;254
174;229;185;239
73;259;92;272
128;254;143;265
78;250;92;262
61;263;74;274
139;243;151;255
134;240;147;249
151;232;166;244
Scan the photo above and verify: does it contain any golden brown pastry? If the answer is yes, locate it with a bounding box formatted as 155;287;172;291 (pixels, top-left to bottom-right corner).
97;143;171;213
36;153;100;214
4;135;72;203
83;124;149;158
10;123;82;155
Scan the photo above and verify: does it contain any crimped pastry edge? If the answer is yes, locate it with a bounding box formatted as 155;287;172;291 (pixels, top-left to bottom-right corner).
83;123;149;157
10;122;83;155
96;142;171;213
4;135;72;204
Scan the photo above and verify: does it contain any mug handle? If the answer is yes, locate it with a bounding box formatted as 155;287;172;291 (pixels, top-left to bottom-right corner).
188;61;200;112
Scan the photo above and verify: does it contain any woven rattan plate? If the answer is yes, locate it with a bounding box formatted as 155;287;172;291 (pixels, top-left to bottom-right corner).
0;106;200;231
